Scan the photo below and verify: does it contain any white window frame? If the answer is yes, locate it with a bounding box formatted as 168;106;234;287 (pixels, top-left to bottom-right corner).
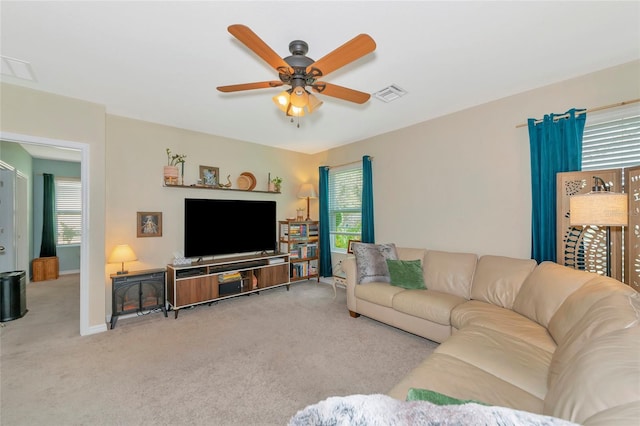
328;164;363;253
55;177;82;246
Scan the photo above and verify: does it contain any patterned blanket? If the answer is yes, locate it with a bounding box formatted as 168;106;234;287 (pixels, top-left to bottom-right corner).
289;394;579;426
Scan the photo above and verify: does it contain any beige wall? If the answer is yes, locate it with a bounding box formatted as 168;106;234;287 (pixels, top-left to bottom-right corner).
0;83;107;333
313;60;640;261
105;115;314;276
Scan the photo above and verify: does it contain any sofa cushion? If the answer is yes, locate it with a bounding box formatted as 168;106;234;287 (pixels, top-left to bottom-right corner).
353;243;399;284
547;291;639;389
512;262;594;328
354;281;405;308
581;401;640;426
396;247;427;263
388;352;544;414
393;289;465;326
470;255;537;309
434;325;552;400
451;300;556;353
547;275;637;346
543;325;640;425
423;250;477;299
387;259;425;289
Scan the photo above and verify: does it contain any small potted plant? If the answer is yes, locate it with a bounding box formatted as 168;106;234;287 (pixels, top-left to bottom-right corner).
165;148;186;185
271;176;282;192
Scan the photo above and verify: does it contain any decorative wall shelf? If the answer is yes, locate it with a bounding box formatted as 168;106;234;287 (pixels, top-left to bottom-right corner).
163;184;280;194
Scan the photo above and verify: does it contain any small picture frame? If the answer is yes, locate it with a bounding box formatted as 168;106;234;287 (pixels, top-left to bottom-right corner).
199;165;219;187
137;212;162;238
347;239;360;254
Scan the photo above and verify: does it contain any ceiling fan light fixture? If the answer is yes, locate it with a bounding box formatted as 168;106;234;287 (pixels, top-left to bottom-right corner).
290;85;309;108
286;104;305;117
307;93;323;113
272;90;290;112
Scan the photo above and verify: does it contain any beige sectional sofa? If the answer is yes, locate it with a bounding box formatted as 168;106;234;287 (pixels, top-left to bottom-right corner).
343;247;640;425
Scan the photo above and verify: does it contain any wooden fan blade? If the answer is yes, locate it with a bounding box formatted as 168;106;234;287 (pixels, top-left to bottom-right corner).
312;82;370;104
217;81;283;93
306;34;376;78
228;24;292;74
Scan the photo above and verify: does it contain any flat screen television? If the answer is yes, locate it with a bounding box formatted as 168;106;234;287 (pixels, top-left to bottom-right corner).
184;198;277;258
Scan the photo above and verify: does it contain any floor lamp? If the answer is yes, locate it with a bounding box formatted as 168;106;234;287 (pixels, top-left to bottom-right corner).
569;177;628;277
297;183;317;221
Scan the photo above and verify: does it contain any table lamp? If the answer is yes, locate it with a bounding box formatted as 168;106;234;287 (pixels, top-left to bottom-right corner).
108;244;138;275
297;183;317;221
569;176;628;277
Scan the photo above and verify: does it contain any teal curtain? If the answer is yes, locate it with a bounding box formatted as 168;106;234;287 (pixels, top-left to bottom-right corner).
40;173;57;257
361;155;375;243
528;109;585;263
318;166;332;277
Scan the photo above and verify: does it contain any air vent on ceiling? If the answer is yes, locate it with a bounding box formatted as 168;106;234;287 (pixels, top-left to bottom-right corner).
1;56;36;81
374;84;407;103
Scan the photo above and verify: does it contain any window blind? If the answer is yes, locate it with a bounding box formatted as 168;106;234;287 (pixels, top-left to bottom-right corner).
55;178;82;245
582;113;640;171
328;165;363;250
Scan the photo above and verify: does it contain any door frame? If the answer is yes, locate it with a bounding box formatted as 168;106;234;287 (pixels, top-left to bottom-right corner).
1;131;91;335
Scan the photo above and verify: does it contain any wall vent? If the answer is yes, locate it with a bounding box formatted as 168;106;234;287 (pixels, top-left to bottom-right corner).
1;56;36;81
374;84;407;103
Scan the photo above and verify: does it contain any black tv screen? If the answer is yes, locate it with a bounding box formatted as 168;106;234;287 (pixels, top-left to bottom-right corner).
184;198;276;258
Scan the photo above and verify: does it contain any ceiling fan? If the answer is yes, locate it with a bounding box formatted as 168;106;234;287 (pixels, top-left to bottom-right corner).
216;24;376;120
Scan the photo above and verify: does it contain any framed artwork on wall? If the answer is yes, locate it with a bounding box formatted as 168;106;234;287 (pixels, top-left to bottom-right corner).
347;239;360;254
137;212;162;238
199;165;219;187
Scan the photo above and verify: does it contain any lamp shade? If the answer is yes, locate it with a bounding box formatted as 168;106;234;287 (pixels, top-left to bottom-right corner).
569;192;628;226
297;183;317;199
108;244;138;263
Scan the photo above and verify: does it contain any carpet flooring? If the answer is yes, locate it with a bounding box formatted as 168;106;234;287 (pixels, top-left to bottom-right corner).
0;274;437;425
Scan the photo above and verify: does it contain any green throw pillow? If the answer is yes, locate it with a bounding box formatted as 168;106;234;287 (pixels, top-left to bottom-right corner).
386;259;425;289
406;388;488;406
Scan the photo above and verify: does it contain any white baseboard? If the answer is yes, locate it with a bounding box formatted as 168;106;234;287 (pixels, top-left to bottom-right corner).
82;323;108;336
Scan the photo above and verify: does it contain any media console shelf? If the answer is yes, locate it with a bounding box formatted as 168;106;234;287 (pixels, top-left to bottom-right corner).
166;253;290;318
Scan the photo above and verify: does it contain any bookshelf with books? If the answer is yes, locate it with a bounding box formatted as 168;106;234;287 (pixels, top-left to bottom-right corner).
279;220;320;282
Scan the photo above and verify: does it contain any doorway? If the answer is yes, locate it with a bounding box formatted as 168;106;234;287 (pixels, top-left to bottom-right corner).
0;132;91;335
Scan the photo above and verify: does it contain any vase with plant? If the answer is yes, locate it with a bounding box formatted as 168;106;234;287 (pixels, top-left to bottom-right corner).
271;176;282;192
165;148;186;185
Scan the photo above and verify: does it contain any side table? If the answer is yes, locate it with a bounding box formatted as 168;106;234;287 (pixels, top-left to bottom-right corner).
332;271;347;299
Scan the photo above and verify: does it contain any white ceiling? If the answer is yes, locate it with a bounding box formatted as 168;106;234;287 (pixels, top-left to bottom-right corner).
1;1;639;155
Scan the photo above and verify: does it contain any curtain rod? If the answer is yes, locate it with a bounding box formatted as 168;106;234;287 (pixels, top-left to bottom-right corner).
515;98;640;129
324;156;375;170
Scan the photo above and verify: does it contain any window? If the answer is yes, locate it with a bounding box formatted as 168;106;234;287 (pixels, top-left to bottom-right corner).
55;177;81;245
582;106;640;171
328;164;362;252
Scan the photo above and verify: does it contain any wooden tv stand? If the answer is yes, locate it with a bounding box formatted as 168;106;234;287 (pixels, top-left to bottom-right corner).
166;253;290;318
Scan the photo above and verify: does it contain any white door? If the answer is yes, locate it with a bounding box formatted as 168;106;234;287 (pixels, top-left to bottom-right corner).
16;172;29;277
0;167;16;272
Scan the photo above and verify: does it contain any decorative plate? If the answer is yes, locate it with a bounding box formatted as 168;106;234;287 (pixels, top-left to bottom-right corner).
240;172;257;191
237;175;251;190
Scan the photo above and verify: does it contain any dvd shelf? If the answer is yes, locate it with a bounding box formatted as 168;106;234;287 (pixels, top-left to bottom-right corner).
279;220;320;282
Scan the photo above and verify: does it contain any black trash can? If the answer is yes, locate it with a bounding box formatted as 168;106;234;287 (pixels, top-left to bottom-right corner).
0;271;27;322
